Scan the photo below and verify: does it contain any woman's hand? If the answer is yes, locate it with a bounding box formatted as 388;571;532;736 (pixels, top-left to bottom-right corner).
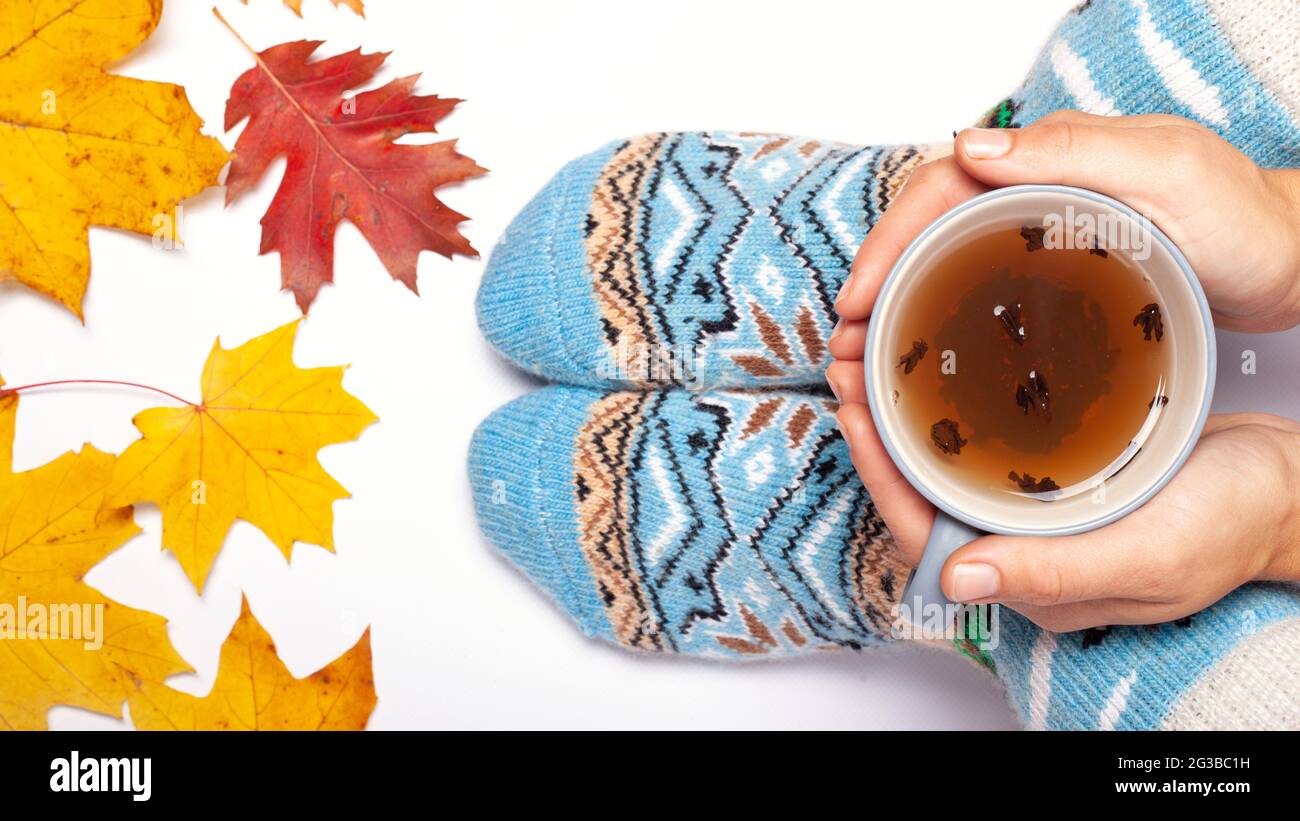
826;110;1300;631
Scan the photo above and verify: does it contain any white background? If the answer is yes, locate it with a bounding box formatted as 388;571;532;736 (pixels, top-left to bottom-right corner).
3;0;1294;730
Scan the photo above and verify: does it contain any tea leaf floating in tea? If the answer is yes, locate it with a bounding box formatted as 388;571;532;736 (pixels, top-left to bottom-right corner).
1008;470;1061;493
994;302;1026;345
1015;369;1052;420
1148;394;1170;409
931;418;967;455
1020;224;1047;252
897;339;929;374
1133;302;1165;341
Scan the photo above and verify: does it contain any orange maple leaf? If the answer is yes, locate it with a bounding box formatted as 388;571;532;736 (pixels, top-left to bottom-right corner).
218;11;486;311
128;597;375;730
105;321;377;592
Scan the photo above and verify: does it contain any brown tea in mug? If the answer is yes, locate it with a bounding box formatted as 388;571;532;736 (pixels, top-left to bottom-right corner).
888;224;1173;498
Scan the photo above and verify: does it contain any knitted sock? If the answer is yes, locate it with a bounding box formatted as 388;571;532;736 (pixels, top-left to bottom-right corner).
979;0;1300;169
468;386;1300;728
478;0;1300;394
476;133;944;390
994;584;1300;729
468;384;926;657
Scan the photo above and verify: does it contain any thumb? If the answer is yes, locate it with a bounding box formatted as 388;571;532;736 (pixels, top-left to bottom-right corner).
952;112;1200;209
940;528;1152;606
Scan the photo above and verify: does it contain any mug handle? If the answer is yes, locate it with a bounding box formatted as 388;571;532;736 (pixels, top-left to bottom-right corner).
900;511;983;627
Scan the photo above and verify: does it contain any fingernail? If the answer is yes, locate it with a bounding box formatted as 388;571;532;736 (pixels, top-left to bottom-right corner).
829;320;845;343
834;274;856;309
950;562;1001;601
960;128;1013;160
826;371;843;403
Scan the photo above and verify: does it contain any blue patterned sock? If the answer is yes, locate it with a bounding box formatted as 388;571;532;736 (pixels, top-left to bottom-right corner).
979;0;1300;168
468;385;923;657
477;134;942;390
994;584;1300;729
469;387;1300;727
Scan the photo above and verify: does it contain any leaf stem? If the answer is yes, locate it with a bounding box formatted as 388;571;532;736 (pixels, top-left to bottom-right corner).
0;380;197;407
211;7;256;54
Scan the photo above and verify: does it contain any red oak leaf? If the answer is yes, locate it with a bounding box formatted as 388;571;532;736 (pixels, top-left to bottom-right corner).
219;13;486;311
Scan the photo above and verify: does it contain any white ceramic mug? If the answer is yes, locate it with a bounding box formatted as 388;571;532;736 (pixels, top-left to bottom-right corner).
863;185;1216;627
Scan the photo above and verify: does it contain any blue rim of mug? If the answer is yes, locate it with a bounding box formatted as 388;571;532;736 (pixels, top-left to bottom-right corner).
863;184;1217;537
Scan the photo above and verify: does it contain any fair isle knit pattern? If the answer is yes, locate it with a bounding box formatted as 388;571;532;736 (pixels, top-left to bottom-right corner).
469;385;916;657
477;133;938;390
979;0;1300;168
470;0;1300;728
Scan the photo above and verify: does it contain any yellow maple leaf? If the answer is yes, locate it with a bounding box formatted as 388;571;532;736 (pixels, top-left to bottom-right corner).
106;321;377;592
128;596;375;729
243;0;366;16
0;383;188;730
0;0;228;317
